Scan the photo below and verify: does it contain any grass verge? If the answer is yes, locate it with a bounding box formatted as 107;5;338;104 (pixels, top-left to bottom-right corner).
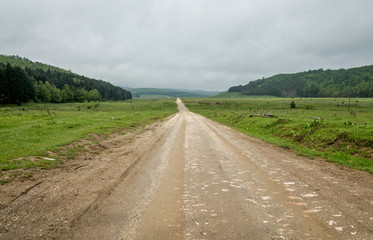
183;97;373;173
0;99;178;174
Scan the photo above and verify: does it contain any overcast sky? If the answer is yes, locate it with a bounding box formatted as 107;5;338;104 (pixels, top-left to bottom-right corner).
1;0;373;91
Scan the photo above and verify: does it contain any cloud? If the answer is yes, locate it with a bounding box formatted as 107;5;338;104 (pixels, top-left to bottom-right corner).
1;0;373;91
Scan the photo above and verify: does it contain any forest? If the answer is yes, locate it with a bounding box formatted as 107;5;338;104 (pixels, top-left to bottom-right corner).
228;65;373;97
0;55;132;104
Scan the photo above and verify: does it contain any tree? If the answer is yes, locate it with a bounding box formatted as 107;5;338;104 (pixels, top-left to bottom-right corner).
74;88;88;102
61;84;74;102
87;89;101;101
0;63;34;104
34;81;51;103
49;84;62;103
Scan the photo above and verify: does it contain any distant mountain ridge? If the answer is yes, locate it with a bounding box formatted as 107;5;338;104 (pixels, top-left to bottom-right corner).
127;87;219;98
228;65;373;97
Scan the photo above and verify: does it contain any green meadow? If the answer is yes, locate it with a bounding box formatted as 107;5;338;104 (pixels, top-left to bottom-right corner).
1;96;372;177
184;97;373;173
0;99;178;172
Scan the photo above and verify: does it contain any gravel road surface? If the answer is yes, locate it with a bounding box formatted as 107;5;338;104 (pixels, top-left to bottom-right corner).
1;99;372;239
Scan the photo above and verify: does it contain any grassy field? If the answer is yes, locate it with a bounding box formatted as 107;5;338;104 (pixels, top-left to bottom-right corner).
214;92;270;98
0;99;178;173
183;97;373;173
136;95;173;99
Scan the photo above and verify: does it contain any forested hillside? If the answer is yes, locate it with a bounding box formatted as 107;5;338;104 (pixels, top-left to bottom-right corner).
228;65;373;97
0;55;131;104
0;55;70;73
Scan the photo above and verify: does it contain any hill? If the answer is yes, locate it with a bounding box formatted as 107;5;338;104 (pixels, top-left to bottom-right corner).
0;55;131;104
128;88;219;98
0;55;71;74
228;65;373;97
181;89;220;96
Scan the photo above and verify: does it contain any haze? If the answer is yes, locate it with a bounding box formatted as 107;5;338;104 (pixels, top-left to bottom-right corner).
1;0;373;91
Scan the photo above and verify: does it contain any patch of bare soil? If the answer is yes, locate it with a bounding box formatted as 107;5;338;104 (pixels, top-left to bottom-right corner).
0;120;167;239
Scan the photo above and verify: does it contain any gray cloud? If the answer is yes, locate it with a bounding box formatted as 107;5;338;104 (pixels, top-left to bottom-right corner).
1;0;373;91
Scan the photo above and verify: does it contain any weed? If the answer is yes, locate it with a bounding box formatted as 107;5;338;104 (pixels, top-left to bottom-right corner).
0;178;11;185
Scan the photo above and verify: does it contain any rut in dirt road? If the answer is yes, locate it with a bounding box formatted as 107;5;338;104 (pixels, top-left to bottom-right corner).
1;99;372;240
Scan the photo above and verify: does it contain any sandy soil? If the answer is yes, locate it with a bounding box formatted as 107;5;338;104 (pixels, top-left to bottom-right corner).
0;99;372;239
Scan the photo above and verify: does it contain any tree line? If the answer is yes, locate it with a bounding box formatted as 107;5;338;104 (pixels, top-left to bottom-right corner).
0;61;132;105
228;65;373;97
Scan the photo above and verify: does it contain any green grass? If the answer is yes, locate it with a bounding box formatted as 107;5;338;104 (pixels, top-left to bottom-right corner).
183;97;373;173
137;95;174;99
0;99;178;171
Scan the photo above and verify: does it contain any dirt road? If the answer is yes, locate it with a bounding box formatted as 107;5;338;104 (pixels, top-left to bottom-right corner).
1;99;372;239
